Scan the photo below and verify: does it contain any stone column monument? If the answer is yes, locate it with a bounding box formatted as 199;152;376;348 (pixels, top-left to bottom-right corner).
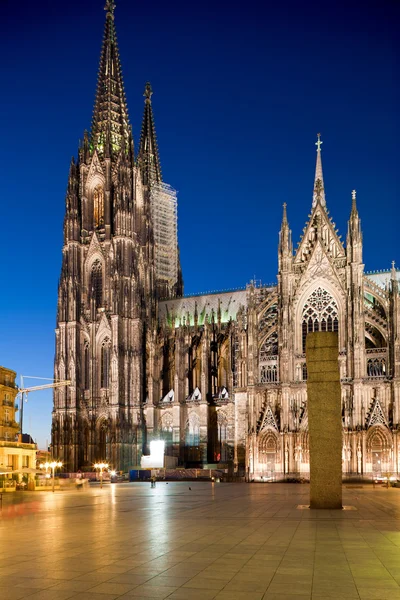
306;332;342;509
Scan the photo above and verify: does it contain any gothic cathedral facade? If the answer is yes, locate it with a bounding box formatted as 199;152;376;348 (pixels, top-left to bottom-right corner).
52;3;400;478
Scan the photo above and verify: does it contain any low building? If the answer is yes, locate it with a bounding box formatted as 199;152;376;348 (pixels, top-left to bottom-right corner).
0;366;36;483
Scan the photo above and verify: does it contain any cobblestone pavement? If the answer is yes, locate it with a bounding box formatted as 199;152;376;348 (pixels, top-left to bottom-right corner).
2;482;400;599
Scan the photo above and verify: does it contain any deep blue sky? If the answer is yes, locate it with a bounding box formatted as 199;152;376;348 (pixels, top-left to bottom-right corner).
0;0;398;448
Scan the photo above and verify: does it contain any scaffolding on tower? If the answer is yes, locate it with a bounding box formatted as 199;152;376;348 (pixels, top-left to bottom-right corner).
150;182;178;296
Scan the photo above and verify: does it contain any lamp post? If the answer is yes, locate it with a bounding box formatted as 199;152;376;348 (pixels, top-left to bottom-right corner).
40;461;62;492
94;463;108;489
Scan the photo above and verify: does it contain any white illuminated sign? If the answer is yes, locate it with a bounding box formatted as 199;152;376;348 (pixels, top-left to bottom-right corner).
140;440;165;469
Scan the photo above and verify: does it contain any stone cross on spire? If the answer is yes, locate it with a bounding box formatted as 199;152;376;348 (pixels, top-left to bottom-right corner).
105;0;116;15
312;133;326;209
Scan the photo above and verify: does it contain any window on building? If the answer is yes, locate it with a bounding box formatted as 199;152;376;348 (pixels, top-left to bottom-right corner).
84;343;90;390
93;185;104;228
259;332;279;383
259;332;278;361
5;431;10;441
302;287;339;353
260;364;278;383
217;411;228;462
367;357;386;377
4;408;9;423
186;415;200;463
22;455;29;468
100;339;110;388
160;413;173;449
90;260;103;307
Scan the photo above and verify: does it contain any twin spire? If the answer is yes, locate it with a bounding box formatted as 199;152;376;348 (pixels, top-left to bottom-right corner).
91;2;161;180
91;5;331;219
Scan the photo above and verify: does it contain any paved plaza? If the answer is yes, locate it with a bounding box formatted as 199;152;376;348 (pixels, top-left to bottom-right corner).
2;483;400;600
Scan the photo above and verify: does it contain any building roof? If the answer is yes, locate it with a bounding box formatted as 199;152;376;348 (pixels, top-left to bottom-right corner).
159;289;248;327
366;269;400;289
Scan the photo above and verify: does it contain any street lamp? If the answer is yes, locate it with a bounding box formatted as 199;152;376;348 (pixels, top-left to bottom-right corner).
94;463;109;489
40;461;62;492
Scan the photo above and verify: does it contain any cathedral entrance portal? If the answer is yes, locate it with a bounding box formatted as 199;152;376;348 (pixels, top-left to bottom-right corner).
258;429;279;481
367;425;392;478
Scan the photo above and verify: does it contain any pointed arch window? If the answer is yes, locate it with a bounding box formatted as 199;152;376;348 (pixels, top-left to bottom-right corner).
100;338;111;389
83;343;90;390
217;411;228;462
160;413;173;449
301;287;339;352
259;332;278;362
93;185;104;228
186;414;200;447
90;260;103;308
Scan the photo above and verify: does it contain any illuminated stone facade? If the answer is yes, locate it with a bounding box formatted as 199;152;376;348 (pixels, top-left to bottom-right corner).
0;367;36;478
53;4;400;477
0;366;19;443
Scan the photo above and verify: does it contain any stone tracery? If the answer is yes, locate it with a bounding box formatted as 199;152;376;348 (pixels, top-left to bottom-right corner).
301;287;338;352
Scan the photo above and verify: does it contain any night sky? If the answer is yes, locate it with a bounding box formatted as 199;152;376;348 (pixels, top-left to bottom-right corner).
0;0;398;448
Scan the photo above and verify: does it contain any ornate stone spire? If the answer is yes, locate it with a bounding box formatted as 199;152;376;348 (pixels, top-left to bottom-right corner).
312;133;326;209
351;189;357;212
138;82;162;185
392;260;397;280
91;1;131;155
282;202;288;225
347;188;362;264
279;202;292;266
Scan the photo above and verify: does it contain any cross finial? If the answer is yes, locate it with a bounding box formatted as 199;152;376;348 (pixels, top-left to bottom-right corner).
315;133;323;152
105;0;116;15
352;189;356;201
144;82;153;102
392;260;396;270
282;202;288;223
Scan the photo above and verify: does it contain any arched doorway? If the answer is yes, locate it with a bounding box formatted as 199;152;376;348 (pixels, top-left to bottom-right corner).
367;425;392;477
258;429;279;480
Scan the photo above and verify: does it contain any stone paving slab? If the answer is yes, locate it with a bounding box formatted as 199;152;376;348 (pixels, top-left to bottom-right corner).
2;482;400;598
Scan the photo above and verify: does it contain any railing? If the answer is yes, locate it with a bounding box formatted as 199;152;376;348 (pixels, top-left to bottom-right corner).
3;399;13;407
366;348;387;355
366;353;387;378
0;440;36;449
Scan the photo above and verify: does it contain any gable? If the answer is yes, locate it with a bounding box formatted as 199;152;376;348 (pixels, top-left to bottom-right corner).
294;205;345;268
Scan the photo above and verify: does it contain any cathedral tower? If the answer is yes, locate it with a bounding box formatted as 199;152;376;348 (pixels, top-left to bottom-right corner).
52;2;179;471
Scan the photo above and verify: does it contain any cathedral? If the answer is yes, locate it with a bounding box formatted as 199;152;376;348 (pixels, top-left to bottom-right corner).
52;2;400;479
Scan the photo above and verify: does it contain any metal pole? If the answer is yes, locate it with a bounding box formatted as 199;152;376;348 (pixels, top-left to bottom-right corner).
19;392;24;435
100;469;103;489
52;466;55;493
